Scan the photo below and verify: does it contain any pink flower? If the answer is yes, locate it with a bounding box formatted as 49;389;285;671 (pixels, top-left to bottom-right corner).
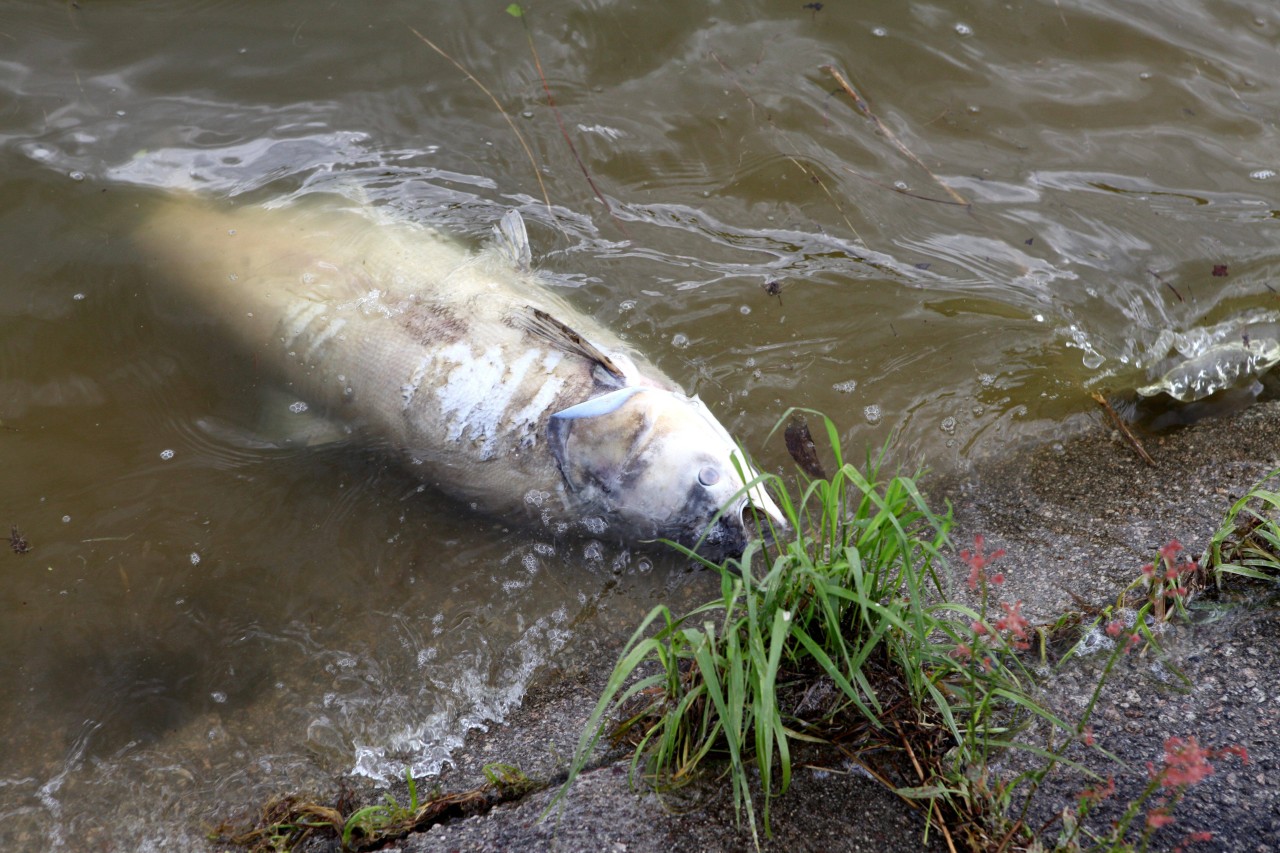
1077;773;1113;804
961;534;1005;590
1159;540;1183;565
952;644;972;662
1081;726;1095;747
995;600;1030;650
1141;562;1156;578
1174;830;1214;852
1105;620;1125;637
1147;806;1175;829
1160;736;1214;788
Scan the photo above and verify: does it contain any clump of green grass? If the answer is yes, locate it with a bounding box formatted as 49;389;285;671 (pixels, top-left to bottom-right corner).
549;411;1073;849
1207;466;1280;581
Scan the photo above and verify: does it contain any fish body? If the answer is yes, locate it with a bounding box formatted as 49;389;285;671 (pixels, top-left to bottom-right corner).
133;195;782;557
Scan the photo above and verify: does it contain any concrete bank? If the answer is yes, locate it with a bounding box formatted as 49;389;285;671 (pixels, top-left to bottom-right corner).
375;401;1280;851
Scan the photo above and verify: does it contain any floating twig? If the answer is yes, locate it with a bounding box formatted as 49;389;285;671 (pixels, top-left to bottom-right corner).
1147;267;1183;302
408;26;556;223
1091;391;1155;466
709;51;863;243
821;65;969;208
507;5;628;237
842;165;968;206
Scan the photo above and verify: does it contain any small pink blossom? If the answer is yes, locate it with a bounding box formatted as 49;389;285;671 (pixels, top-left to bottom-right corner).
1160;736;1214;788
1105;620;1125;637
1141;562;1156;578
1081;726;1095;747
1077;773;1113;804
995;600;1030;650
961;534;1005;590
1158;539;1183;565
1147;806;1175;829
951;644;972;662
1173;830;1214;852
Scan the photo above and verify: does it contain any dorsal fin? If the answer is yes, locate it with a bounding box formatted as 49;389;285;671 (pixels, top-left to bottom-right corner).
490;209;532;272
515;306;629;387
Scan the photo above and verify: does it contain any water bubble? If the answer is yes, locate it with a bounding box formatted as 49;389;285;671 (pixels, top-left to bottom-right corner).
581;516;608;535
1249;169;1276;181
73;293;86;301
523;489;546;507
832;379;858;394
1033;313;1044;322
619;299;636;311
288;401;309;414
210;691;227;704
62;515;71;523
940;416;957;434
160;448;176;461
972;404;985;416
1139;71;1153;81
745;356;756;368
521;553;538;573
190;552;201;565
637;557;653;573
68;171;85;182
863;405;882;425
954;22;973;36
671;333;690;348
740;305;751;315
872;26;887;37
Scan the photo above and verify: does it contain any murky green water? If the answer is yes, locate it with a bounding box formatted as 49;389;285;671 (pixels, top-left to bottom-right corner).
2;1;1279;848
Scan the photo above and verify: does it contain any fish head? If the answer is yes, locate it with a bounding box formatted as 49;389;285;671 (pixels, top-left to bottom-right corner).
549;387;787;560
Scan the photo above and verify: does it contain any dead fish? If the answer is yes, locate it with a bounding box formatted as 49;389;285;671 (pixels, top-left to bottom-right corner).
133;194;785;559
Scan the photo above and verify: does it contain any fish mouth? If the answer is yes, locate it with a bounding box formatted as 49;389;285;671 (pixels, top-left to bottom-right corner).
727;491;783;550
738;498;788;547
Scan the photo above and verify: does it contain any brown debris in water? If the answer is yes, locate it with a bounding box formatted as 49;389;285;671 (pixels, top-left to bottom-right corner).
784;416;828;480
9;526;30;554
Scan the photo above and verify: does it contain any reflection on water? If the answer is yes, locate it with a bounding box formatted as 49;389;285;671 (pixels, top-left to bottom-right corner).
3;0;1280;847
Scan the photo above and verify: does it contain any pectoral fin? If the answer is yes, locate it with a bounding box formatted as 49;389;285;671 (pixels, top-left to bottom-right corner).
515;306;629;387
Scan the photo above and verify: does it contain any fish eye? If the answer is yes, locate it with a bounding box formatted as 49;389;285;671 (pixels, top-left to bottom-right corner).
697;465;720;487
